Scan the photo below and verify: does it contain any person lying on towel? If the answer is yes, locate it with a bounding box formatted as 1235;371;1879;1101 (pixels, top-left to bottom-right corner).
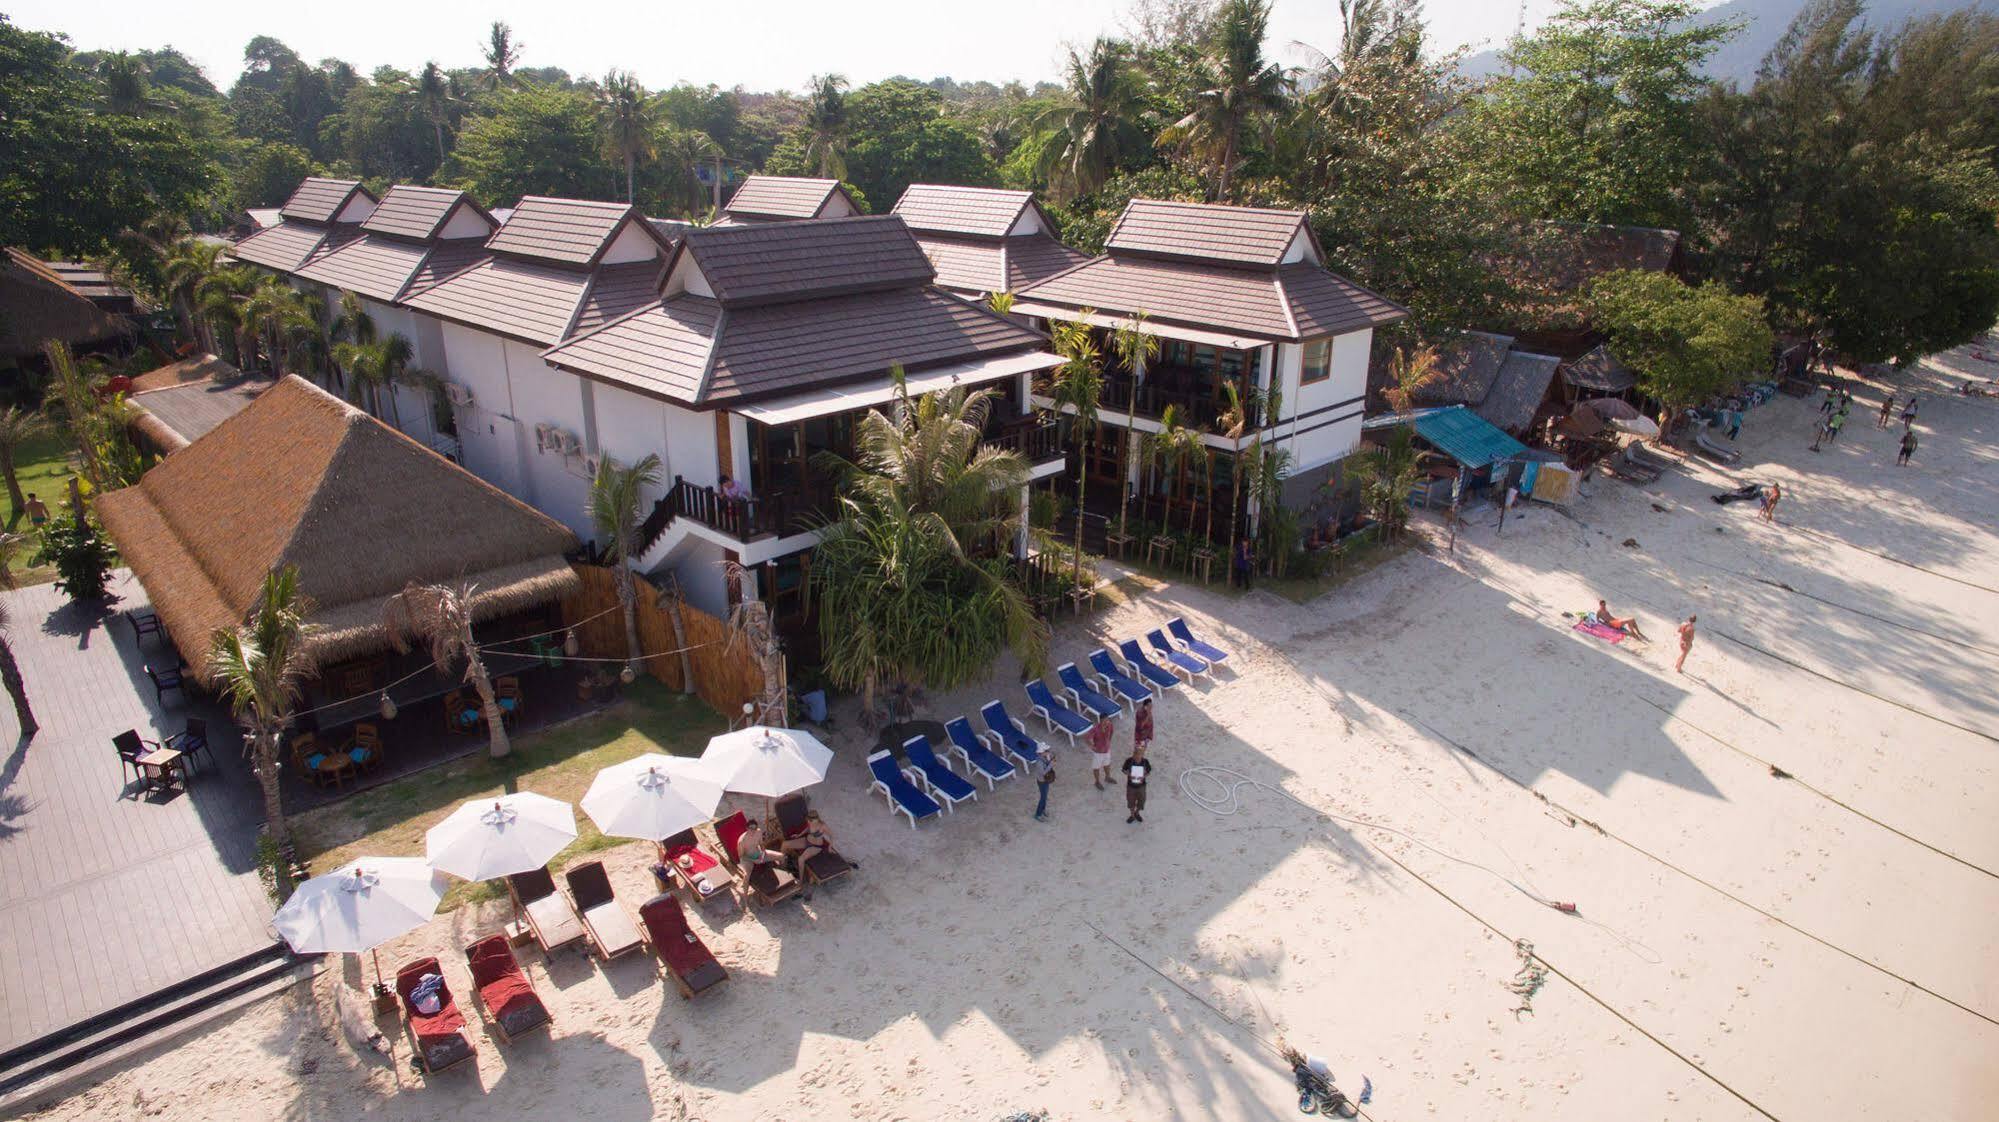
1597;599;1649;641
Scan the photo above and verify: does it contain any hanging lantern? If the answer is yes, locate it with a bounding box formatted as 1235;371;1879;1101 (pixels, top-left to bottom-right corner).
563;628;579;657
620;664;637;685
378;691;398;721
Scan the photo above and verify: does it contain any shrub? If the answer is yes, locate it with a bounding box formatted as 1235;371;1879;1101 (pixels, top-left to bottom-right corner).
32;514;116;602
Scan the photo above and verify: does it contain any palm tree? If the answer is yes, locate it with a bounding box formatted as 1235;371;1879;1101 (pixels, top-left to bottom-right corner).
40;343;107;491
242;279;306;374
802;74;850;179
326;292;376;393
1249;440;1293;571
1108;314;1160;542
985;291;1016;316
1381;343;1443;413
1154;405;1208;549
655;128;723;216
97;53;167;115
209;566;316;859
0;598;35;737
600;70;656;203
334;334;428;430
1217;382;1254;582
161;236;221;353
1046;319;1103;584
0;407;50;517
383;581;510;758
1350;426;1423;539
1160;0;1292;201
195;264;258;366
1032;39;1148;201
587;453;665;679
479;22;521;91
418;62;451;158
811;379;1044;722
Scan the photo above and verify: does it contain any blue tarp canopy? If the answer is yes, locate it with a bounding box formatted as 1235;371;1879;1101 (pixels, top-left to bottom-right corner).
1408;406;1529;468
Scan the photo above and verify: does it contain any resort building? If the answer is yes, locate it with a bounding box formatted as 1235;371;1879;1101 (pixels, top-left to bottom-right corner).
889;184;1089;301
714;174;861;225
1010;198;1408;540
228;177;379;275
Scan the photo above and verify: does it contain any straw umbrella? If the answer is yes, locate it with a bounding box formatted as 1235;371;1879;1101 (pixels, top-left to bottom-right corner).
272;857;448;992
425;793;577;883
580;753;726;841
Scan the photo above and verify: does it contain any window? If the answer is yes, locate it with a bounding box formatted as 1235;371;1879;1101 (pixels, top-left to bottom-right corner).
1301;338;1333;385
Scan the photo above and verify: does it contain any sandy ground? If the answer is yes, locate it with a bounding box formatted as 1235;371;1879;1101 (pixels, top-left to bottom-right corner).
17;340;1999;1122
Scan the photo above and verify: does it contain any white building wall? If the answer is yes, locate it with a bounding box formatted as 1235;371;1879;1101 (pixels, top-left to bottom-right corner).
506;348;595;541
435;321;532;511
1278;329;1371;476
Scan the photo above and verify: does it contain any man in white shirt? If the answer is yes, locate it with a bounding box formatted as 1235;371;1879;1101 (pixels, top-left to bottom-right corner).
1121;745;1152;824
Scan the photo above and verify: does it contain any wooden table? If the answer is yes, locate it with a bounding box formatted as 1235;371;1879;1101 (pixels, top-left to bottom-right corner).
315;751;356;790
135;748;184;792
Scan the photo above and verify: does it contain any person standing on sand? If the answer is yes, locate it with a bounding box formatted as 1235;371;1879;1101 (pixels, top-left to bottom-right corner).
1826;408;1847;443
1676;615;1697;673
1899;427;1919;466
1030;750;1055;822
1134;696;1153;753
1498;482;1518;535
1761;482;1782;521
1903;397;1919;427
1234;538;1255;591
1820;386;1837;416
1878;395;1896;428
1122;744;1152;824
1087;714;1115;789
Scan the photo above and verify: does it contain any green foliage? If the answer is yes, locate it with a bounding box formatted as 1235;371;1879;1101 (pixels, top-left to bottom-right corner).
1049;166;1206;254
1028;38;1154;201
1586;269;1773;415
31;514;115;602
844;81;998;209
1350;427;1425;538
229;140;315;210
1157;0;1292;202
447;86;609;204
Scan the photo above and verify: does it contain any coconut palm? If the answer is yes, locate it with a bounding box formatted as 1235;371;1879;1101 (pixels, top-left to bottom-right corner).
1350;426;1423;539
1159;0;1292;201
0;598;35;738
1248;440;1293;569
1108;314;1160;542
383;581;510;758
195;264;259;367
656;127;723;216
1381;343;1443;414
1217;382;1255;581
600;70;656;203
333;334;429;430
40;342;107;491
802;74;850;179
1154;405;1208;549
0;407;50;517
587;452;664;678
1032;38;1149;201
162;237;222;353
418;61;452;158
209;565;316;858
479;21;521;91
811;379;1044;721
1046;318;1104;582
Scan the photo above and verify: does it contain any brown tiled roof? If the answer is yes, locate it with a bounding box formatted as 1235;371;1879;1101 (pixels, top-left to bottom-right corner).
279;177;371;224
404;239;490;298
892;185;1033;237
1005;237;1091;292
542;297;721;401
685;216;933;307
1106;199;1309;267
97;376;578;682
362;185;485;240
723;175;845;219
229;221;330;272
130;370;275;453
704;287;1041;404
917;237;1007;294
571;261;664;336
293;235;432;303
301;225;364;268
1018;255;1405;341
487;196;650;266
130;353;239;393
403;256;593;345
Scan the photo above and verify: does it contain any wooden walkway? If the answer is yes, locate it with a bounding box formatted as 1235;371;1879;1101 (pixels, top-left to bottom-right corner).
0;574;274;1053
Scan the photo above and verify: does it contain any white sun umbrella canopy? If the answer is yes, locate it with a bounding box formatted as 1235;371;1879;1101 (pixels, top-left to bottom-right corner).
273;857;449;956
580;753;726;840
425;793;578;882
699;725;834;798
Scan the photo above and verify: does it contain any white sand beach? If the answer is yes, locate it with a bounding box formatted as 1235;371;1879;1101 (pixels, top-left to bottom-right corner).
19;343;1999;1122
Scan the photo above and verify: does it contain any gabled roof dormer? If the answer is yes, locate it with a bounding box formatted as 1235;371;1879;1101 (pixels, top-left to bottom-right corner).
279;177;378;226
1104;198;1322;269
718;175;862;224
485;196;674;268
361;185;497;242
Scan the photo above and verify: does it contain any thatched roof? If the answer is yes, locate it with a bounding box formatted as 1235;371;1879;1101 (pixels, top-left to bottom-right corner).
98;376;580;682
1561;344;1639;393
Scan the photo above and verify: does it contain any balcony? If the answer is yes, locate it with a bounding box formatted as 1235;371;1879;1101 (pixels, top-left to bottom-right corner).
1094;362;1260;431
640;476;838;550
980;418;1064;464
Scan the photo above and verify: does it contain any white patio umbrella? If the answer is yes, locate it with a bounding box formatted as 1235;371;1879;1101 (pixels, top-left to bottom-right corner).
272;857;449;987
579;753;726;840
425;793;577;882
699;725;833;798
1611;415;1661;438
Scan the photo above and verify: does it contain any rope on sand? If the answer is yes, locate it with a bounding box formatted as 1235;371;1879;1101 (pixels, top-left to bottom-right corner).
1635;695;1999;881
1785;523;1999;596
1687;557;1999;659
1711;629;1999;746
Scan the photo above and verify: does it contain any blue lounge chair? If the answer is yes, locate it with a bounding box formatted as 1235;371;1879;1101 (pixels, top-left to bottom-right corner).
1148;629;1212;685
1056;662;1122;721
1087;650;1151;707
979;700;1047;769
1023;680;1093;747
866;751;943;829
1167;617;1230;666
945;717;1016;789
903;735;977;810
1115;640;1180;695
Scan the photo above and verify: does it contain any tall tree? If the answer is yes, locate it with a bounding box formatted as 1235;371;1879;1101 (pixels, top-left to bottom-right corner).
802;73;851;179
0;408;50;517
418;61;451;159
448;87;607;203
587;453;665;679
0;599;34;738
1109;315;1160;544
383;581;510;758
599;69;656;203
209;566;315;860
1032;39;1150;201
1047;319;1104;584
1586;269;1773;431
1159;0;1291;201
480;22;522;91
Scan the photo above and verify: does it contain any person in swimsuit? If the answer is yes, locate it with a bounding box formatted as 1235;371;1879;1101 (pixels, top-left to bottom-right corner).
1597;599;1649;641
1676;615;1697;673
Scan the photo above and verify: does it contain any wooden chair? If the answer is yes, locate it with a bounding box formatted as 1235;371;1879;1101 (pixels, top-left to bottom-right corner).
443;689;480;735
351;723;384;773
128;610;165;644
495;677;523;727
145;664;185;706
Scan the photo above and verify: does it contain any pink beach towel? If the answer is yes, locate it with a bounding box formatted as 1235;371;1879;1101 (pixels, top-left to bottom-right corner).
1574;619;1626;644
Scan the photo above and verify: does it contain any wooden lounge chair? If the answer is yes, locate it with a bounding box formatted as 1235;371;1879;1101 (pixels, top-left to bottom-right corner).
774;793;856;886
638;893;728;999
394;957;475;1073
563;861;644;959
714;810;802;904
464;935;551;1044
505;868;587;954
658;828;736;910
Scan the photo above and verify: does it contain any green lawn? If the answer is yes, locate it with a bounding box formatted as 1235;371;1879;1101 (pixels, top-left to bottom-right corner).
290;679;728;912
3;427;78;585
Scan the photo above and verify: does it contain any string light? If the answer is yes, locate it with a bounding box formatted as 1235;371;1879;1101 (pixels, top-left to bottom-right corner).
563;628;579;657
377;692;398;720
619;664;637;684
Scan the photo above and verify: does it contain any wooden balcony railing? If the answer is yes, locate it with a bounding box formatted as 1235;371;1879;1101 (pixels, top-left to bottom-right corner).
980;420;1064;463
638;476;839;553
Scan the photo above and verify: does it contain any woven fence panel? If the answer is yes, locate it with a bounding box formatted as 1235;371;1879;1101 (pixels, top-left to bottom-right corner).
560;563;768;718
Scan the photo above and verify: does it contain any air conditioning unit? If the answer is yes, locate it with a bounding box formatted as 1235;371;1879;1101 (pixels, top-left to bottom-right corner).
443;383;475;408
582;453;602;479
553;429;582;456
533;422;557;451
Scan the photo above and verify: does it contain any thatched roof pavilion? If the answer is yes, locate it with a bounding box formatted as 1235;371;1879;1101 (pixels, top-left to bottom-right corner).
98;375;581;682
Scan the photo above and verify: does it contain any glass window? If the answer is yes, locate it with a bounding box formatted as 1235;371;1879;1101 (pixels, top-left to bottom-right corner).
1301;338;1333;384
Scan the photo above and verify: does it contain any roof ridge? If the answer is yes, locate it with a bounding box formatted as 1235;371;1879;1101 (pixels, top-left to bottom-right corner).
689;306;728;405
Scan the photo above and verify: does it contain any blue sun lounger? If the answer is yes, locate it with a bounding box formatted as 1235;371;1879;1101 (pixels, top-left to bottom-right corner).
945;717;1016;790
979;700;1047;768
1147;629;1212;685
1023;679;1093;746
1116;639;1181;694
1087;650;1151;707
1056;662;1122;721
903;735;978;811
867;750;943;829
1167;617;1229;666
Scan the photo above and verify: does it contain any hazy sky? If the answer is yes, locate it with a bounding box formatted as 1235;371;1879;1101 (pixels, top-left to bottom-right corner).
10;0;1581;93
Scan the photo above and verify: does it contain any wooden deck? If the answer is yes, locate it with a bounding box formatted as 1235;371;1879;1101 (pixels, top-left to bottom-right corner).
0;575;274;1054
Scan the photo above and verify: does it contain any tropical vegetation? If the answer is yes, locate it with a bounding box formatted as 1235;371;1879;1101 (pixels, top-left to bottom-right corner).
209;565;315;864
